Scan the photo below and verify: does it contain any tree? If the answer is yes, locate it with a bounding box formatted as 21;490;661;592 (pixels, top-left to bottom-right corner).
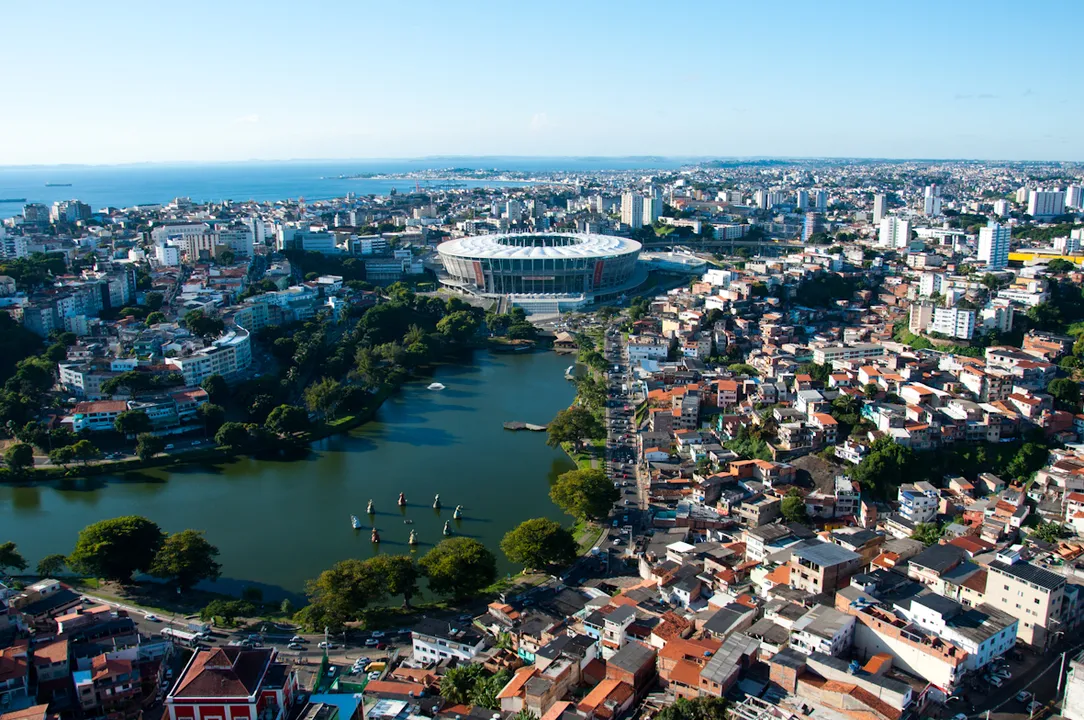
201;374;228;401
4;442;34;474
510;711;538;720
655;697;729;720
363;554;420;607
199;599;256;626
863;382;879;399
149;530;222;591
68;516;165;582
1032;521;1069;544
471;669;511;710
71;439;100;466
197;403;226;433
265;404;311;436
546;405;604;450
114;410;152;436
184;309;225;339
48;446;75;468
145;292;164;311
304;377;344;420
146;311;167;325
440;664;484;705
501;518;578;571
419;537;497;600
1049;377;1082;412
1046;258;1075;274
302;558;384;630
436;310;480;344
780;489;808;524
852;437;916;498
912;522;944;547
0;541;27;574
550;468;619;520
280;598;294;615
36;554;67;577
215;422;250;450
135;433;165;461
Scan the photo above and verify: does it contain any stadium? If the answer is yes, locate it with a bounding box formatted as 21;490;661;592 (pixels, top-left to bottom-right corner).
436;232;643;312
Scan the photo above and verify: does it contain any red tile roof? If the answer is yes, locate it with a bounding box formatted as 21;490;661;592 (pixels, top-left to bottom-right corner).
171;647;273;699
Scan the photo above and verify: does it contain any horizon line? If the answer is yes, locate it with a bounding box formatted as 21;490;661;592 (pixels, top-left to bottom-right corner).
2;154;1083;170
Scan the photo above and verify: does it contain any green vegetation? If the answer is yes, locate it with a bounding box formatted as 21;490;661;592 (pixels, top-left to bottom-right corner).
69;516;165;582
148;530;222;591
501;518;578;571
655;696;730;720
911;523;944;546
440;664;511;710
1032;521;1070;544
1012;223;1084;243
0;541;28;574
550;468;619;520
546;405;604;450
35;554;67;577
723;425;771;461
780;489;808;524
418;537;498;601
1048;377;1082;412
795;273;862;308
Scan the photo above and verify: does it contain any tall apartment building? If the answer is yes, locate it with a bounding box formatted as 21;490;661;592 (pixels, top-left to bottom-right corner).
919;272;944;297
984;554;1065;648
621;192;644;229
1027;189;1066;219
1067;184;1084;210
795;190;809;210
872;193;887;223
814;190;828;212
165;327;252;386
802;213;823;242
993;199;1010;217
22;203;49;224
879;217;912;248
923;185;942;216
978;221;1011;269
50;199;92;224
929;307;976;340
642;196;662;226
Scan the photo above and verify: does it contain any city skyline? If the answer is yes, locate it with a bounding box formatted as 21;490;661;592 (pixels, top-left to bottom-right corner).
5;0;1084;165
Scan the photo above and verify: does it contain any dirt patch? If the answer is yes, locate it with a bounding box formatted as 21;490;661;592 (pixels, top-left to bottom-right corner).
789;454;845;493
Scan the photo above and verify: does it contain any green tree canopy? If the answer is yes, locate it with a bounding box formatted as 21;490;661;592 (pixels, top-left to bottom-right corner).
1049;377;1081;412
436;310;481;344
114;410;152;436
265;404;311;436
912;522;944;546
69;516;165;582
500;518;578;571
36;554;67;577
201;374;228;401
4;443;34;474
1032;521;1069;544
852;437;915;498
304;377;344;420
149;530;222;590
301;558;384;631
363;554;419;607
71;439;100;466
184;309;225;339
655;696;729;720
419;537;497;600
546;405;604;449
550;468;619;520
135;433;165;461
440;664;485;705
0;541;28;574
780;489;808;524
215;422;250;450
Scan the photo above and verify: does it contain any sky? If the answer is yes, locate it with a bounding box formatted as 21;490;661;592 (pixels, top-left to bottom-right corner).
5;0;1083;165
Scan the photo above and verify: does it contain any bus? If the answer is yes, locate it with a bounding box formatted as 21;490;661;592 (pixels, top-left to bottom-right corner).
162;628;203;647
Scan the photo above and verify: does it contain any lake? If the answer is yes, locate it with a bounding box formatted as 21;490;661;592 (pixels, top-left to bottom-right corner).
0;349;577;600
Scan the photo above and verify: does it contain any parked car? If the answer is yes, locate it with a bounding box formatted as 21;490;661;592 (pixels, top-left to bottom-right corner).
288;642;304;650
318;641;336;649
988;676;1004;688
364;638;379;646
144;614;160;622
1027;701;1043;715
290;635;305;643
370;631;385;638
1017;691;1032;703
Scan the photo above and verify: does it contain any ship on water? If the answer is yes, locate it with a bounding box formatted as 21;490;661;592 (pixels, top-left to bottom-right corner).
0;198;27;203
44;183;72;187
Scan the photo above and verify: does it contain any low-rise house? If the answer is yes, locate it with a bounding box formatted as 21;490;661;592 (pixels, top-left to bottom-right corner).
411;619;488;664
790;605;856;657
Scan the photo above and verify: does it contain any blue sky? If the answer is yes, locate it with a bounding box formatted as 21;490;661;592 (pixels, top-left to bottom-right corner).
6;0;1082;164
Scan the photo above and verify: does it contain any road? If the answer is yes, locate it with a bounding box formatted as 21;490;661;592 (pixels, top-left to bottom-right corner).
602;326;641;554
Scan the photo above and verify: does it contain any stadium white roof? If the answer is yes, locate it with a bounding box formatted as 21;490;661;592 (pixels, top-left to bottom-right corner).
437;232;641;260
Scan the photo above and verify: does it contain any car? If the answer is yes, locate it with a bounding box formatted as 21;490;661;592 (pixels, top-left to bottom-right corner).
994;668;1012;679
376;642;387;650
318;641;336;649
144;614;161;622
1017;691;1032;703
397;628;411;635
164;444;175;450
364;638;379;646
458;614;472;621
1028;701;1043;715
288;642;304;650
987;676;1004;688
192;440;202;446
952;715;968;720
370;631;385;638
367;671;381;680
290;635;305;643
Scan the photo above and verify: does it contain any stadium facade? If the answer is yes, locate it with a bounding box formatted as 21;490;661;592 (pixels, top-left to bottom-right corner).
436;233;642;312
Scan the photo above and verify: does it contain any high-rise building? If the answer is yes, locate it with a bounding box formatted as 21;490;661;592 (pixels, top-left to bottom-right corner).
505;200;523;223
814;190;828;212
878;217;911;248
1027;189;1066;219
50;199;92;224
993;199;1010;217
22;203;49;224
620;192;643;229
754;190;770;210
978;221;1011;269
923;185;942;216
1016;187;1030;203
1066;184;1083;209
872;194;887;223
642;196;661;226
1054;232;1081;256
919;272;944;297
795;190;809;210
802;213;823;243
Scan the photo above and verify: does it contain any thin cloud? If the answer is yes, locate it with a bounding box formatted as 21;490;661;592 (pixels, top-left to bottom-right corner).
234;113;261;124
528;112;550;132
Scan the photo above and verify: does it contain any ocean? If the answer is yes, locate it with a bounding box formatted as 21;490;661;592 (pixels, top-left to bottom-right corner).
0;157;692;219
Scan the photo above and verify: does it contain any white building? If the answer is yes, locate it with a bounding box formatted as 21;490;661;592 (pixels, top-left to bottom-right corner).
898;481;939;524
879;217;912;248
165;327;252;386
993;199;1011;217
978;221;1011;269
872;193;887;223
929;307;976;340
411;618;487;663
919;272;944;297
923;185;942;216
1028;189;1066;219
154;245;180;267
1054;229;1083;256
621;192;644;229
815;190;828;212
795;190;809;210
1067;185;1084;210
791;605;856;657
